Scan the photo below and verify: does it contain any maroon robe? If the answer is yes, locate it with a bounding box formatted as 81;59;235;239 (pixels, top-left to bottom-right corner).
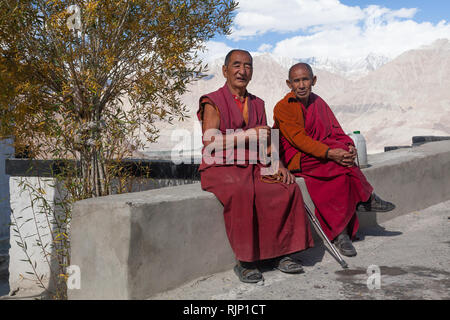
198;83;314;262
279;93;373;241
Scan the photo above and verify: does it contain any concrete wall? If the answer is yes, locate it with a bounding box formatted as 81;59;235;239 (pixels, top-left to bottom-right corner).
0;139;14;244
0;139;60;294
8;177;60;292
68;140;450;300
3;161;198;296
0;139;14;296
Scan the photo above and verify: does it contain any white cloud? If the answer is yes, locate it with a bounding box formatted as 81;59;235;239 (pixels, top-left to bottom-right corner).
271;6;450;60
228;0;449;60
201;1;450;63
230;0;364;40
198;41;233;62
257;43;273;52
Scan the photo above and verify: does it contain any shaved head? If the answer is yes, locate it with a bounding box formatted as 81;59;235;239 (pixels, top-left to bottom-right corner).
288;63;314;81
286;62;317;105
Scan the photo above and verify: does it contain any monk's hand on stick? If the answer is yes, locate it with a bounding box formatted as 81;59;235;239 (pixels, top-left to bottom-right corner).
277;168;295;184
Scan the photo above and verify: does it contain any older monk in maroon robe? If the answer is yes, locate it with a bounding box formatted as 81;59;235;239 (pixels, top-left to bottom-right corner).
197;50;314;283
274;63;395;257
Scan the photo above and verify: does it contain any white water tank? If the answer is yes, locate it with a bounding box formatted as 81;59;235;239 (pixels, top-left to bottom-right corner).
348;131;369;168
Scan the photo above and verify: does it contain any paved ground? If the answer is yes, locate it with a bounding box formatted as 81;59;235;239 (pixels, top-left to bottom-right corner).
1;200;449;300
150;200;450;300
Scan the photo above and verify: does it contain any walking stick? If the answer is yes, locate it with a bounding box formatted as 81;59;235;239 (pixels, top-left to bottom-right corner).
304;203;349;269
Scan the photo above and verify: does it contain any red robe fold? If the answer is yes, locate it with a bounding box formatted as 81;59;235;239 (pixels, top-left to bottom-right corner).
278;93;373;241
197;83;314;262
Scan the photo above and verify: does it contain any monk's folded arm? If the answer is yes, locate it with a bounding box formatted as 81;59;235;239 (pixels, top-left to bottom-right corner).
274;105;329;159
201;103;267;150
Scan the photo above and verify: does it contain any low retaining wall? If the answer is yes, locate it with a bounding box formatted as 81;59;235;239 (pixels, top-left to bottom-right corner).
8;177;62;292
68;140;450;299
3;158;199;295
0;139;13;244
0;139;14;295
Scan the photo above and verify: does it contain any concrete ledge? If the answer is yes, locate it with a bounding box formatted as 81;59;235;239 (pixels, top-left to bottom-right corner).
68;140;450;299
69;183;232;299
360;140;450;226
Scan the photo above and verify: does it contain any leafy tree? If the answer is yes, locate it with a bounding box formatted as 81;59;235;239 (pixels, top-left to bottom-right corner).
0;0;237;298
0;0;237;197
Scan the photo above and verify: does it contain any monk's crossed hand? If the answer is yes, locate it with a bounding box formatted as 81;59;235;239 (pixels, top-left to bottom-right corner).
328;148;355;167
348;145;357;159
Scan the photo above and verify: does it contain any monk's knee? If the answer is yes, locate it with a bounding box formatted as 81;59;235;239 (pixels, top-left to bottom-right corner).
232;183;253;198
262;181;299;200
282;180;302;195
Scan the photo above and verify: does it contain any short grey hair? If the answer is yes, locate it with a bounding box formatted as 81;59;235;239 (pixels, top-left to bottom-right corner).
224;49;253;66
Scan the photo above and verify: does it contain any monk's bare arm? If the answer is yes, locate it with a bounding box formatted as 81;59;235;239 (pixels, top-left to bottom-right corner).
201;103;220;146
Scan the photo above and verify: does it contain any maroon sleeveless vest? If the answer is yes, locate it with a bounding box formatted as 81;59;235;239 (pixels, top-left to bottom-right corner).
197;83;267;171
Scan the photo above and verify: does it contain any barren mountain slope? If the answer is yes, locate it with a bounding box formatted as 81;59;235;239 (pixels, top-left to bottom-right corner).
142;39;450;155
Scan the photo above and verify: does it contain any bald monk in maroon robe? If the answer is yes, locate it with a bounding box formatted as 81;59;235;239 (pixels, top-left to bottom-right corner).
198;50;314;283
274;63;395;257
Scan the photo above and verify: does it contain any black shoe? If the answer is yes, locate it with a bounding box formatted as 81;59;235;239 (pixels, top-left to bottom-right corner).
234;262;263;283
357;193;396;212
276;255;304;274
334;233;357;257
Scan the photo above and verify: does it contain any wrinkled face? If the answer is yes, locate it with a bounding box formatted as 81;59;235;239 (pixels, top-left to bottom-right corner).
222;51;253;90
286;66;317;102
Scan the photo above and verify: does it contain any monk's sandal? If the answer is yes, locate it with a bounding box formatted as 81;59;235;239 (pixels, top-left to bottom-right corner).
276;255;304;274
234;262;263;283
357;193;396;212
334;233;357;257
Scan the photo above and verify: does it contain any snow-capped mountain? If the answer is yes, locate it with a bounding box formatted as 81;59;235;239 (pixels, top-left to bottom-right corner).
251;52;390;80
297;53;390;80
139;39;450;156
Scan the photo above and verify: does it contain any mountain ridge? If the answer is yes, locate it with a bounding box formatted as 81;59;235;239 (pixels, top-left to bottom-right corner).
142;39;450;155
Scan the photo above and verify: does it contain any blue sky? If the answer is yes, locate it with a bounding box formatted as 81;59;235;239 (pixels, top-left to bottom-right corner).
203;0;450;61
340;0;450;22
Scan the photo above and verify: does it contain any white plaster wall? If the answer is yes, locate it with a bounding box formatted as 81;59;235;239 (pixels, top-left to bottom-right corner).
8;176;57;291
